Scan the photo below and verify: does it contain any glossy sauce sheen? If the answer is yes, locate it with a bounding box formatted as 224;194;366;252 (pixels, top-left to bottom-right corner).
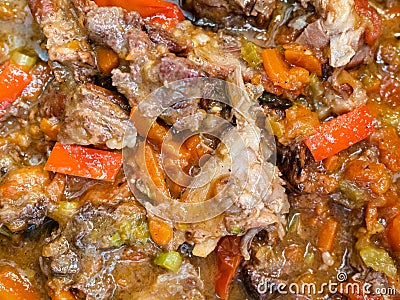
0;0;400;299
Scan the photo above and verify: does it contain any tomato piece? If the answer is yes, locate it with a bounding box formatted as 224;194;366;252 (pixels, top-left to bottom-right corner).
0;62;32;117
94;0;184;30
374;126;400;172
215;235;243;300
344;160;390;195
354;0;382;46
0;265;40;300
44;143;122;181
380;77;400;106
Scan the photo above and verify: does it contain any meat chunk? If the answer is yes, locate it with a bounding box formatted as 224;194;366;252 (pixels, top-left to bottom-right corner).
28;0;97;82
159;56;200;82
345;44;372;69
110;68;142;106
85;6;149;60
58;83;130;149
277;141;338;194
242;262;285;300
79;4;160;107
145;24;193;55
38;81;68;119
183;0;277;26
158;99;205;132
175;22;256;80
297;0;373;67
111;54;202;108
43;183;151;299
328;69;368;114
0;166;61;232
0;147;21;181
296;19;330;49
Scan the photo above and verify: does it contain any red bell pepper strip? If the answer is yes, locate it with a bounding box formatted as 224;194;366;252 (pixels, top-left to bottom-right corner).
94;0;185;30
304;105;374;162
44;143;123;181
215;235;243;300
0;62;32;117
354;0;382;46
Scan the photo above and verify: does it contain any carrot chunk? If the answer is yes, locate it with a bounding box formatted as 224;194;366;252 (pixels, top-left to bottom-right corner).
262;48;310;90
0;265;40;300
96;46;119;74
317;218;338;252
284;45;322;76
149;217;173;246
50;290;76;300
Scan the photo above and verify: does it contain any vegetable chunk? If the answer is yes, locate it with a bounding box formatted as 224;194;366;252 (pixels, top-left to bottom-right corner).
304;106;374;162
45;143;122;181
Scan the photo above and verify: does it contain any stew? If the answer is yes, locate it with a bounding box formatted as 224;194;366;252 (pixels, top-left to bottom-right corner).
0;0;399;299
